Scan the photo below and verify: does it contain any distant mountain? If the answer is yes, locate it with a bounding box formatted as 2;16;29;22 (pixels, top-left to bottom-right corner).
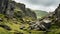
34;10;48;18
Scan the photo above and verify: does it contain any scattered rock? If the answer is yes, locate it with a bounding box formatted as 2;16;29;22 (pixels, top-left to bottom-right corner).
29;21;35;25
20;25;25;30
0;24;11;31
28;18;52;31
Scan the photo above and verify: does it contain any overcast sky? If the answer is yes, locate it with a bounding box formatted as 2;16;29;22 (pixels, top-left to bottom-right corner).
14;0;60;12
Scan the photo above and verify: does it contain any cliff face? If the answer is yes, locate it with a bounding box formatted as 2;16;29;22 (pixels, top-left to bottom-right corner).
0;0;37;20
0;0;9;14
55;4;60;19
0;0;15;18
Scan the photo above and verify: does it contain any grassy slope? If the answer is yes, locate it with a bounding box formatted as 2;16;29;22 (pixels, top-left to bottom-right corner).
0;18;60;34
34;10;48;18
0;14;60;34
0;14;44;34
0;18;44;34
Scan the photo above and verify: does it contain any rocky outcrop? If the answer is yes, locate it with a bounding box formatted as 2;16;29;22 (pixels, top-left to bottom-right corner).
0;0;15;18
25;8;37;19
14;1;37;19
28;18;52;31
0;0;9;14
0;0;37;19
15;3;25;11
55;4;60;20
28;4;60;31
6;1;15;18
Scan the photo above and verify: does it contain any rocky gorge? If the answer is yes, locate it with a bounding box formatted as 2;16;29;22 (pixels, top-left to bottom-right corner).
0;0;60;34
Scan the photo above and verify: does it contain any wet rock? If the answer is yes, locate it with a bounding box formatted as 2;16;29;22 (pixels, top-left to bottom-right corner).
0;24;11;31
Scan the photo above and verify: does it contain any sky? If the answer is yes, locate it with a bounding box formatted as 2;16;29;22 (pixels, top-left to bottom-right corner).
14;0;60;12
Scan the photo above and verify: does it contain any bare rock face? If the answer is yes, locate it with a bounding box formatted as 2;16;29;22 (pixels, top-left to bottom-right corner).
0;0;9;14
0;0;15;18
15;3;25;11
55;4;60;20
0;0;37;20
19;3;25;11
6;1;15;18
25;8;37;19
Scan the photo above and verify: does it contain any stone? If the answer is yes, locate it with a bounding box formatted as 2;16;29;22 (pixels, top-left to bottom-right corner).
55;4;60;20
28;18;52;31
0;0;9;14
20;25;25;30
0;24;11;31
0;18;3;21
6;1;15;18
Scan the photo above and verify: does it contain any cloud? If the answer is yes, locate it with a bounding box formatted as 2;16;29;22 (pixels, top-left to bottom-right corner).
14;0;60;12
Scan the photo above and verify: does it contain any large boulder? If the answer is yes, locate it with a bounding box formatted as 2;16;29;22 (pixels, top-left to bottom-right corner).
28;18;52;31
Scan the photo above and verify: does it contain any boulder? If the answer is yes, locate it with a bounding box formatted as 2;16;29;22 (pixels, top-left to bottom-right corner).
28;18;52;31
20;25;25;30
0;24;11;31
0;18;3;21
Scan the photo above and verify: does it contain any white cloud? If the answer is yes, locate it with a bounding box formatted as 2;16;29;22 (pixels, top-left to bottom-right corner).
14;0;60;12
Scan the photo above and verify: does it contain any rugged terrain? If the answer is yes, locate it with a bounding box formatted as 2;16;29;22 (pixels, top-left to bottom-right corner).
0;0;60;34
34;10;48;18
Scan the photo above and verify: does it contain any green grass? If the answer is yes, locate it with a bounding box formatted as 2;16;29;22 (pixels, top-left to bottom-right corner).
0;18;45;34
0;21;60;34
0;16;60;34
34;10;48;18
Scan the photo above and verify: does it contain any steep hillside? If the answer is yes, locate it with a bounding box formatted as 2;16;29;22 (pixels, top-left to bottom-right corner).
34;10;48;18
0;0;60;34
0;0;37;20
0;0;37;34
